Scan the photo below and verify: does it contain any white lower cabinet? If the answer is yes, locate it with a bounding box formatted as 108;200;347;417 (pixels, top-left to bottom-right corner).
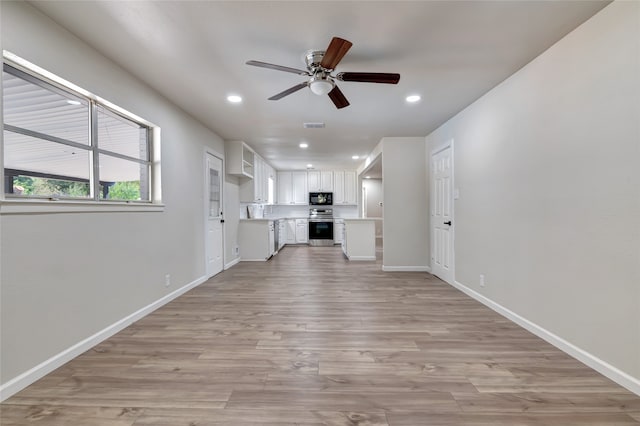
278;220;286;250
295;219;308;244
238;220;274;261
342;219;376;260
285;219;296;244
341;226;347;256
282;218;309;245
334;219;345;245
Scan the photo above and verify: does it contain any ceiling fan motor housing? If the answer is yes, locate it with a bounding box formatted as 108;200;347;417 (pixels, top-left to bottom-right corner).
305;50;327;70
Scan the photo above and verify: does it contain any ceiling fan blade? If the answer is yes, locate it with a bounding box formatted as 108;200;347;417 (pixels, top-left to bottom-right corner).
336;72;400;84
268;82;309;100
328;85;350;109
320;37;353;70
246;60;310;76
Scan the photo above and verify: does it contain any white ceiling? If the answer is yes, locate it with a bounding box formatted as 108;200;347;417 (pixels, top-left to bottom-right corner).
29;0;609;171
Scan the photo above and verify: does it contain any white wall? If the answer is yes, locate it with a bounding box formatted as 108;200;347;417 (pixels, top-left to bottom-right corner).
224;177;241;268
382;137;430;270
363;179;383;237
426;0;640;387
0;1;238;392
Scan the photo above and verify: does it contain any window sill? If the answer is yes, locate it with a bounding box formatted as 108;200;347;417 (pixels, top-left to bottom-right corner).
0;199;165;214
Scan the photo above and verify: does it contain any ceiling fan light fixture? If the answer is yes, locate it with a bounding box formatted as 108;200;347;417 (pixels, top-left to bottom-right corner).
309;77;334;96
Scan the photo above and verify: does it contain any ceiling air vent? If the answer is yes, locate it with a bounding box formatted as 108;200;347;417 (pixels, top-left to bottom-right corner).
303;122;325;129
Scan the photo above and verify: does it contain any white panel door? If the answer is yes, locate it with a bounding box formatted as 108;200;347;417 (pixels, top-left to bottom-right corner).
206;152;224;278
431;144;454;283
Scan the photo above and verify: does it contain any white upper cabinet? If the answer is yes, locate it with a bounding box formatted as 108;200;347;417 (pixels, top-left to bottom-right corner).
237;148;275;204
277;171;308;205
277;169;354;204
308;170;333;192
307;171;320;192
321;171;333;192
225;140;254;178
333;171;344;200
292;171;308;204
277;171;293;204
343;171;357;204
333;170;357;204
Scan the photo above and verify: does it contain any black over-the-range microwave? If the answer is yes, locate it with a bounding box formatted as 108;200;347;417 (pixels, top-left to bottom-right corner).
309;192;333;205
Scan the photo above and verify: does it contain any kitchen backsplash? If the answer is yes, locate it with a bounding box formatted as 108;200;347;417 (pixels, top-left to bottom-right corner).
240;203;358;219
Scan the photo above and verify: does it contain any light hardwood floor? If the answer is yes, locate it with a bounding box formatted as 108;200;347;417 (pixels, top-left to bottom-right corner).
2;245;639;425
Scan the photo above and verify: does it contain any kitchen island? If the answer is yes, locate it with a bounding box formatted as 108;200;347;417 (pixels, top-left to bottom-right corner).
238;219;276;261
342;218;380;261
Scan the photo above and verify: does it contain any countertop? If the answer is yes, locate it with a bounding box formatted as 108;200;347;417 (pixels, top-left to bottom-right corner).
240;216;381;222
240;216;308;222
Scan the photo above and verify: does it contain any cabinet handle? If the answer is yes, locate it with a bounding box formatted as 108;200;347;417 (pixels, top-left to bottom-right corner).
444;221;452;226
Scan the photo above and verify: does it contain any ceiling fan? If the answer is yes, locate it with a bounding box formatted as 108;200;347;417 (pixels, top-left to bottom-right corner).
246;37;400;109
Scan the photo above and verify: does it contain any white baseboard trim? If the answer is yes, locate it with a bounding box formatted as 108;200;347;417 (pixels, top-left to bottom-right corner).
382;265;431;272
348;255;376;261
0;275;207;402
451;279;640;397
224;257;240;270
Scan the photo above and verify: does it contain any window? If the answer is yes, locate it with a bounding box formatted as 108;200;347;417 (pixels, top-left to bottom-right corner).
2;55;158;203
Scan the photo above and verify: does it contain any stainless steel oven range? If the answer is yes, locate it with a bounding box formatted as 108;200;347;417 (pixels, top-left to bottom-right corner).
308;208;334;246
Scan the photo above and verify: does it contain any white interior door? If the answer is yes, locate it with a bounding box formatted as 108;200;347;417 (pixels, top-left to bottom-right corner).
206;152;224;278
431;143;454;283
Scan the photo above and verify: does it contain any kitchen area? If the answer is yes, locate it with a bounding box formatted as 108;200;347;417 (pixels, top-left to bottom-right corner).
228;141;379;262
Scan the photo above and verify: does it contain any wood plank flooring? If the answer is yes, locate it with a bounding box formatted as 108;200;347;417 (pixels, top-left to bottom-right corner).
2;245;639;425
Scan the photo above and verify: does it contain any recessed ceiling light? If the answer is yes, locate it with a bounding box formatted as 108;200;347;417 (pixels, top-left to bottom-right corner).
306;164;313;168
365;176;371;179
227;95;242;103
406;95;421;103
299;143;308;148
352;155;359;160
66;99;81;105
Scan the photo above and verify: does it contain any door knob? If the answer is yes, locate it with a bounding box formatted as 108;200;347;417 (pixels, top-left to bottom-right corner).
444;221;452;226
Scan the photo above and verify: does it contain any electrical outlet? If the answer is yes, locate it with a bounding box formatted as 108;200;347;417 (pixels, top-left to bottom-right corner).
165;274;171;287
479;274;485;287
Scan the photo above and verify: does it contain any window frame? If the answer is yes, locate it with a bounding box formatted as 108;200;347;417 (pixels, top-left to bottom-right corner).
1;51;162;212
